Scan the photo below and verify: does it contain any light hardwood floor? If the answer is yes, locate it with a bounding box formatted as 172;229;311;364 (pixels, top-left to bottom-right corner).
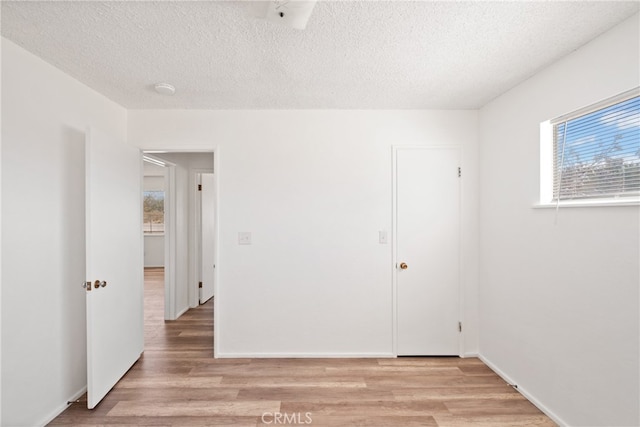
50;268;556;426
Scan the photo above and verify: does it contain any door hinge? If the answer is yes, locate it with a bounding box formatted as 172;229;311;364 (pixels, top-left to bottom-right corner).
198;184;202;191
458;167;461;178
198;281;203;288
458;321;462;332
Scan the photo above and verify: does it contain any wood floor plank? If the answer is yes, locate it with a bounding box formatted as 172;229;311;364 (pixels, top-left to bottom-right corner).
377;357;485;367
106;387;241;402
107;401;281;417
51;415;259;426
457;364;499;376
258;415;439;426
364;374;508;388
114;376;223;389
190;364;328;377
279;400;450;416
221;375;368;388
325;366;464;376
48;267;557;426
178;330;215;337
237;386;396;402
433;414;558;427
392;386;523;401
443;398;544;416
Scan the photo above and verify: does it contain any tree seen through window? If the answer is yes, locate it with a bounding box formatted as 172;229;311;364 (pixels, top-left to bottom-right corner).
143;191;164;233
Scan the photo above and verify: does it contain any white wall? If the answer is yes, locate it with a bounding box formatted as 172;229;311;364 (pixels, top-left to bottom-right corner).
0;9;4;424
144;235;164;267
128;109;480;357
1;39;128;426
144;175;164;190
478;14;639;427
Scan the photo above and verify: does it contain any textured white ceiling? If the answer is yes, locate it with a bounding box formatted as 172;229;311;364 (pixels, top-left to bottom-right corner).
2;1;638;109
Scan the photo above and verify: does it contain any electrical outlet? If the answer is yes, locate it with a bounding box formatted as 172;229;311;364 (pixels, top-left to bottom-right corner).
238;232;252;245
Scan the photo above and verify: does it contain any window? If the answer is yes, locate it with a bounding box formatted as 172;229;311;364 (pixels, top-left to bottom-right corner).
143;191;164;233
541;90;640;205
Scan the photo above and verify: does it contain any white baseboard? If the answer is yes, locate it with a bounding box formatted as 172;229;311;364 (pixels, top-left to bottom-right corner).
40;386;87;427
479;354;567;427
461;352;479;358
216;352;395;358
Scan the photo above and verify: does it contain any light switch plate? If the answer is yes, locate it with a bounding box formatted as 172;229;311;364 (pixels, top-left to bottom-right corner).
238;232;252;245
379;230;388;244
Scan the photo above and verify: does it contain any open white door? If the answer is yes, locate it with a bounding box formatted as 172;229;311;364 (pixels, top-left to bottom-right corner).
85;128;143;409
199;173;215;303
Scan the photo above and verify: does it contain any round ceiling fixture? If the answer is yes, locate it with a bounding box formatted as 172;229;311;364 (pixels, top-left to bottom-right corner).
154;83;175;96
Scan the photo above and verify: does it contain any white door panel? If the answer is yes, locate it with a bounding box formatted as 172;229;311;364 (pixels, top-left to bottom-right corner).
396;147;460;355
85;128;143;408
200;173;215;303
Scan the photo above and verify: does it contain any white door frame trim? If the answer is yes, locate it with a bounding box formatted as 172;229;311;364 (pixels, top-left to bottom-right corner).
164;161;178;320
391;145;463;357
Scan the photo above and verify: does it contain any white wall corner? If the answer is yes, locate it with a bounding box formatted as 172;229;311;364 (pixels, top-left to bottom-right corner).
40;386;87;427
479;355;567;427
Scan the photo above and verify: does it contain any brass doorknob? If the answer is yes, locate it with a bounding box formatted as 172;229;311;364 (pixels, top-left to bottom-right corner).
93;280;107;289
400;262;408;270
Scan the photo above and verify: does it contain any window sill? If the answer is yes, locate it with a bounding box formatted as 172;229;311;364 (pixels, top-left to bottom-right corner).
144;233;165;237
534;198;640;209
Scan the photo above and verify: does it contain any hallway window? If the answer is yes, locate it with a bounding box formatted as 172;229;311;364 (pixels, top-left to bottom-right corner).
143;191;164;233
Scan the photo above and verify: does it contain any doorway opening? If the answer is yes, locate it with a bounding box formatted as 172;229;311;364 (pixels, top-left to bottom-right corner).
142;151;216;326
143;155;168;324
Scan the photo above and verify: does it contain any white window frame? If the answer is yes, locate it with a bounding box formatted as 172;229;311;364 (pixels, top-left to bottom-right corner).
537;88;640;208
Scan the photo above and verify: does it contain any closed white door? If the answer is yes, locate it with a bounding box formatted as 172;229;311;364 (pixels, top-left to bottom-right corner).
200;173;215;303
395;147;460;355
85;128;144;409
